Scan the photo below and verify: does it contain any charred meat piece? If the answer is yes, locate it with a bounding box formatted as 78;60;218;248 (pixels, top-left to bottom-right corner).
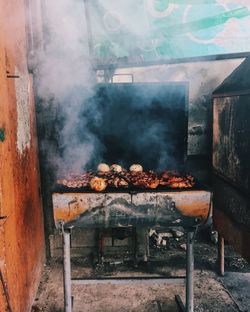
89;177;107;192
56;172;94;188
113;177;129;188
57;167;195;191
129;171;160;189
100;172;129;188
160;171;195;188
110;164;123;173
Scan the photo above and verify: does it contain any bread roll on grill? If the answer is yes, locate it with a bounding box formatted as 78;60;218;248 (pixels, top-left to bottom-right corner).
97;163;110;174
110;164;123;173
129;164;143;172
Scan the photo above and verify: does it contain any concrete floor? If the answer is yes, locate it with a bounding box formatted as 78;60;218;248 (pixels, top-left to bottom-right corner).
221;272;250;312
32;241;250;312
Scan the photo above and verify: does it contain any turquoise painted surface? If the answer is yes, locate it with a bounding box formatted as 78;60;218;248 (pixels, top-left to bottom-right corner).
87;0;250;62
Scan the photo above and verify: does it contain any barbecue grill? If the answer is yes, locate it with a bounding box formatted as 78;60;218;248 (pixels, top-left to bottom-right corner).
52;83;212;312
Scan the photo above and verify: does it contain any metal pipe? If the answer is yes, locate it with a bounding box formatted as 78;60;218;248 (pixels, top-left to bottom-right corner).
83;0;94;58
63;229;72;312
72;277;185;285
186;231;194;312
218;235;225;276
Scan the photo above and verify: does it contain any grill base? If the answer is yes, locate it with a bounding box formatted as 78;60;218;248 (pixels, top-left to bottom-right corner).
53;190;211;229
61;224;195;312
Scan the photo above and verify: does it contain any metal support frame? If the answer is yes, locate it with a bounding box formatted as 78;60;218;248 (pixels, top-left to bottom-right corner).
175;231;195;312
61;222;196;312
62;226;72;312
186;231;195;312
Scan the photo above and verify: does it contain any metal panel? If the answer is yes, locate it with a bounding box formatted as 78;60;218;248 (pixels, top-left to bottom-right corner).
213;176;250;228
53;190;211;229
213;95;250;192
84;83;188;170
213;90;250;261
214;207;250;262
0;1;45;311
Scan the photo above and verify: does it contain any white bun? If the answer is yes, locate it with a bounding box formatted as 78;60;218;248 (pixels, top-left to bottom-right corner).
97;163;110;173
129;164;143;172
110;164;123;173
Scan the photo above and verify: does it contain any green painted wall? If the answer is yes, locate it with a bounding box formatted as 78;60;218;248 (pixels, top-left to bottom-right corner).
86;0;250;63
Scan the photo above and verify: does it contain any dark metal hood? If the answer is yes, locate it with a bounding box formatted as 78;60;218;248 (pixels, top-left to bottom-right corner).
83;82;189;171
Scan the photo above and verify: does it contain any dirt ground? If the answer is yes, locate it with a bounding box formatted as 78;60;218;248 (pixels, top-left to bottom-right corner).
32;235;250;312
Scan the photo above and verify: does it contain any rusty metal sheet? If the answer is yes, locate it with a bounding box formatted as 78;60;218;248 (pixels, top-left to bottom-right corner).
0;2;45;311
213;176;250;229
214;208;250;262
213;96;250;192
53;190;211;229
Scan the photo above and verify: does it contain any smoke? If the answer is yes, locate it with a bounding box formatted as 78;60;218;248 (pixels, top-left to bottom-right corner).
80;84;187;171
36;0;97;175
35;0;186;176
34;0;246;177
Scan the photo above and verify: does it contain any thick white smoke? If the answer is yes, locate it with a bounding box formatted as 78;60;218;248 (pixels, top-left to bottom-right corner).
36;0;97;175
35;0;247;176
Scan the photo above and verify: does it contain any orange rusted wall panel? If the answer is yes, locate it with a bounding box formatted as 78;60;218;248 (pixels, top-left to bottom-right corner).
0;40;15;312
0;0;45;311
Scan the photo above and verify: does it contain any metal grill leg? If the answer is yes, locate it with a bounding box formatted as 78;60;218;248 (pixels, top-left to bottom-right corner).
186;231;194;312
63;229;72;312
218;235;225;276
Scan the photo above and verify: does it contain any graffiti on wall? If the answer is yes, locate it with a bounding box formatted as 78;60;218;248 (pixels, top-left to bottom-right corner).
87;0;250;63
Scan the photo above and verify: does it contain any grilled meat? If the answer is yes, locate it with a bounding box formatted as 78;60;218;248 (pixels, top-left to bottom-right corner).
129;171;159;189
110;164;123;173
98;171;129;188
56;166;195;191
57;172;94;188
90;177;107;192
160;171;195;188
